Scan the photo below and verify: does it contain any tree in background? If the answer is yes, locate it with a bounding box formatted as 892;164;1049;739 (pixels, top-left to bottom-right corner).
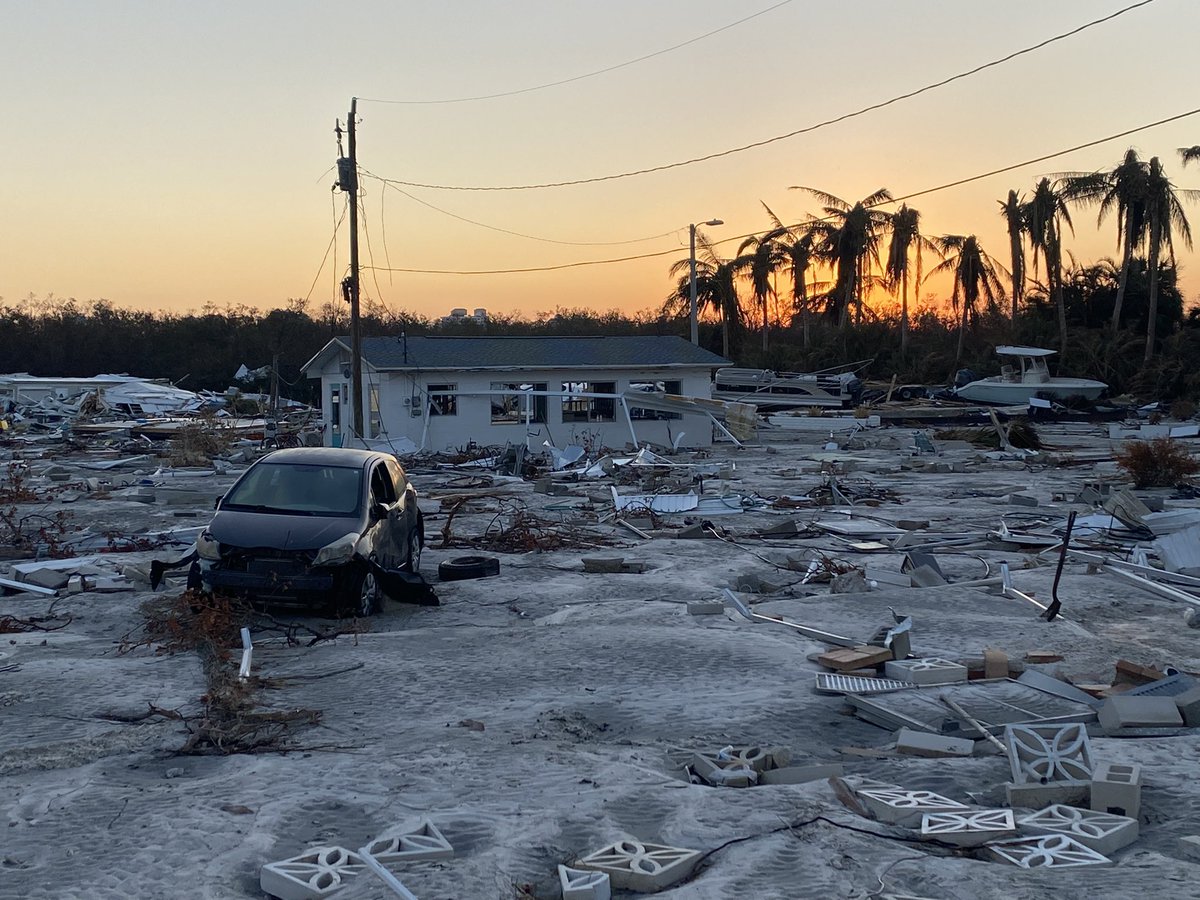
734;226;789;352
763;203;818;348
666;232;742;358
885;204;938;361
1025;178;1073;354
998;190;1027;320
1142;156;1197;361
927;234;1007;366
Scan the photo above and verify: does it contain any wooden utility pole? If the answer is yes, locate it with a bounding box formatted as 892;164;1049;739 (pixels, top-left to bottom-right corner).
347;96;364;441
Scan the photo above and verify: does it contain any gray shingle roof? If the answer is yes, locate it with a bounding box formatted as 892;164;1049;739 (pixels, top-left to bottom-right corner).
339;335;729;371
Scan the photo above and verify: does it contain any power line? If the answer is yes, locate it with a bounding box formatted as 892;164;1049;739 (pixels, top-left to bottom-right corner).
358;106;1200;276
363;173;683;246
370;0;1159;192
303;195;348;303
357;0;795;105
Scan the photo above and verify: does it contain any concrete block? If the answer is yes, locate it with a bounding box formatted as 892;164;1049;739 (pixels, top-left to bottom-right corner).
360;819;454;862
1018;804;1138;855
855;786;970;827
1006;780;1090;810
1006;724;1094;785
1090;762;1143;819
907;565;948;588
558;865;611;900
895;727;974;758
920;809;1017;847
1009;493;1039;507
690;754;755;787
759;764;844;785
830;571;870;594
983;648;1008;679
896;519;930;531
579;840;701;893
985;834;1111;868
21;569;70;590
1174;685;1200;726
1097;695;1183;733
687;600;725;616
581;557;625;573
260;846;364;900
884;658;968;685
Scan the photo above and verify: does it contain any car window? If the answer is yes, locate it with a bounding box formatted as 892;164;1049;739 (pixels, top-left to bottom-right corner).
370;463;397;504
386;458;408;493
224;463;362;516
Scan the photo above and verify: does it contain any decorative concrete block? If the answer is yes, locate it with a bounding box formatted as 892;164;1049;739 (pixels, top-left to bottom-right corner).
1090;762;1143;819
260;846;364;900
579;840;701;893
1006;780;1089;810
716;745;777;773
895;727;974;758
1097;695;1183;733
361;819;454;862
1005;724;1094;785
884;658;968;685
855;786;971;827
985;834;1112;868
1018;804;1138;855
690;753;755;787
1175;685;1200;726
558;864;611;900
759;763;844;785
920;809;1016;847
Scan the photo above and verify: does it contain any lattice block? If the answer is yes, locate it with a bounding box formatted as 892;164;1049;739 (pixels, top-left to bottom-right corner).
920;809;1016;847
260;846;364;900
1005;723;1094;785
855;786;971;827
579;840;701;893
1018;804;1138;855
814;672;917;694
985;834;1112;868
558;864;612;900
360;819;453;862
884;657;968;685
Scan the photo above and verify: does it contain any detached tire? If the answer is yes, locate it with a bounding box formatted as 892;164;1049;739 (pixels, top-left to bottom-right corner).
438;555;500;582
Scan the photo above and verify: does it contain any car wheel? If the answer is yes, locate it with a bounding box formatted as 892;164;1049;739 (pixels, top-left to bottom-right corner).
405;527;422;573
338;564;381;617
438;555;500;581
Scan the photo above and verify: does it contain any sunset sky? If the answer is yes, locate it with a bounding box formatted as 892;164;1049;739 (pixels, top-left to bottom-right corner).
4;0;1200;322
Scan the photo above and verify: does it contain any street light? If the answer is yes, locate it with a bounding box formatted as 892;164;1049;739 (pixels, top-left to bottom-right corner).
689;219;724;345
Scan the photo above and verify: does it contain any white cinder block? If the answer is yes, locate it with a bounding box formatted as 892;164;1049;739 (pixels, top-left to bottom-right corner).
920;809;1016;847
558;864;611;900
895;727;974;758
361;819;454;862
1005;724;1093;785
579;841;701;893
884;657;968;685
1006;780;1089;810
1097;695;1183;733
985;834;1112;868
260;846;364;900
855;786;971;827
1090;762;1143;819
1018;804;1138;855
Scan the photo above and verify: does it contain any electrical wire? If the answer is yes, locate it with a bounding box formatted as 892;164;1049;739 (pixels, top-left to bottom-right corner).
357;105;1200;276
357;0;795;105
363;173;683;246
303;194;348;304
368;0;1159;191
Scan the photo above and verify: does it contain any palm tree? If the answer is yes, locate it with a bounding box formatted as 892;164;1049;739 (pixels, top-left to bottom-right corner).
1059;149;1149;331
997;190;1027;320
763;203;818;348
791;186;892;328
733;226;789;352
926;234;1006;366
1142;156;1197;362
1180;146;1200;166
1024;178;1073;354
667;233;742;358
885;204;938;360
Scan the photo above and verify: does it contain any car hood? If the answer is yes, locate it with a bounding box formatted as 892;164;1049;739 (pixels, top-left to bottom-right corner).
207;510;363;552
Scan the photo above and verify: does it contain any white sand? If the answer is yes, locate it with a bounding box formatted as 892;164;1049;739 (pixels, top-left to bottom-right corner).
3;427;1200;898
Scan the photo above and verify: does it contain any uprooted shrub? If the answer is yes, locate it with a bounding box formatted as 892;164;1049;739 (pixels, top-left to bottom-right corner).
1116;437;1200;488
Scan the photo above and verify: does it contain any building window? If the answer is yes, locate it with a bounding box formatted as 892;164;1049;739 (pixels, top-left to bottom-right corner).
368;385;381;437
561;381;616;423
630;379;683;420
491;382;547;424
427;384;458;416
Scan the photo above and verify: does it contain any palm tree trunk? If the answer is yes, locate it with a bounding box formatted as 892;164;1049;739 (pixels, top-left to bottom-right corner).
1009;235;1023;320
761;292;768;352
1111;217;1135;331
955;302;967;367
721;316;730;359
1144;221;1163;363
900;268;909;361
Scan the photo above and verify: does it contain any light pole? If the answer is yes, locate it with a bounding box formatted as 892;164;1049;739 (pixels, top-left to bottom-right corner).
689;219;723;345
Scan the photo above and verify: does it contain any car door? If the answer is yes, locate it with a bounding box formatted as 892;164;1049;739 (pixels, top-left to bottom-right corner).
367;461;402;569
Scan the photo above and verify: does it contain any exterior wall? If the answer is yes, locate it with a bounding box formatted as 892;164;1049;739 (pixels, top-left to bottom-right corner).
308;352;717;452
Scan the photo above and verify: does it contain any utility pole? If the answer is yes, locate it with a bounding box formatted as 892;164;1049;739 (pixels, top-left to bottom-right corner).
346;97;364;442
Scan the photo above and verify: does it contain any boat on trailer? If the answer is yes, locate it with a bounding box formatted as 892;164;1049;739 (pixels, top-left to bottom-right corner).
711;361;868;410
953;346;1107;405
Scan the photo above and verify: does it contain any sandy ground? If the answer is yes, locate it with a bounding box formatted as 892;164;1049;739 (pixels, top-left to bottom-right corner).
3;424;1200;899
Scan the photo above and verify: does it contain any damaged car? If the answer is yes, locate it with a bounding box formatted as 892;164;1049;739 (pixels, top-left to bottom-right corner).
198;447;424;616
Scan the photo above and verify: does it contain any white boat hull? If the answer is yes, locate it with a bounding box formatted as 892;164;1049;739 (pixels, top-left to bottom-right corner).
954;377;1106;405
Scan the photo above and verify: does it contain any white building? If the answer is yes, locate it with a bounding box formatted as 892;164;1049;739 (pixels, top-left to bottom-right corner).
301;335;731;452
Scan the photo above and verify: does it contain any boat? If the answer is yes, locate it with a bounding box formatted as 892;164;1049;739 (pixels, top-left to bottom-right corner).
711;360;868;410
953;346;1107;405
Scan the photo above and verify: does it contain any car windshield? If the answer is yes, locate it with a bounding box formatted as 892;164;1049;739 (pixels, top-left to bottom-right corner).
222;462;362;516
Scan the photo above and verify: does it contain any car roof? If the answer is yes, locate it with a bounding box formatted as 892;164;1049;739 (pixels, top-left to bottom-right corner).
257;447;392;469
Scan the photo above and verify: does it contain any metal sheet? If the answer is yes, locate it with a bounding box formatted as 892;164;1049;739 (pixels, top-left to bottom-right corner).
814;673;917;695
